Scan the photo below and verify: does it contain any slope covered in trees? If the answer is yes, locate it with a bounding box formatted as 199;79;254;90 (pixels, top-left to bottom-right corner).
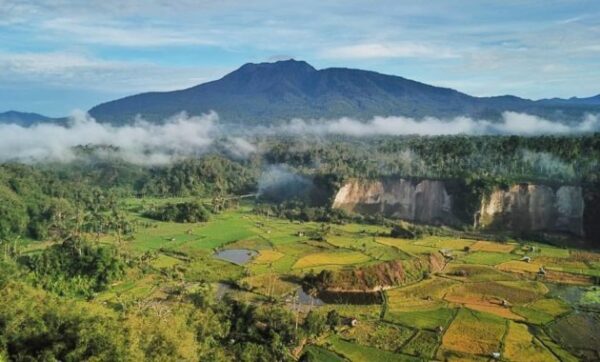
88;60;600;125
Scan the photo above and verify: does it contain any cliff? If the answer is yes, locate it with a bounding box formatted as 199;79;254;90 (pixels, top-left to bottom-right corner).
332;179;586;238
332;179;455;224
478;184;584;236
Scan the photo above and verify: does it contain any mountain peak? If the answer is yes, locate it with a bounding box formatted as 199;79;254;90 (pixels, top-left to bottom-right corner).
228;59;317;82
88;60;600;125
215;59;318;95
237;59;316;73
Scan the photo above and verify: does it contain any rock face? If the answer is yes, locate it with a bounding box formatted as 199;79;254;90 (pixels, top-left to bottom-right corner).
478;184;584;236
333;179;586;238
332;179;454;224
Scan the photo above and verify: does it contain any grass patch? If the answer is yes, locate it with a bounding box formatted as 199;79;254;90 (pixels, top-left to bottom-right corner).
581;287;600;306
326;335;418;362
301;345;345;362
497;259;543;274
413;237;474;251
528;297;570;315
503;321;558;361
442;308;507;356
444;285;525;320
293;251;371;269
457;281;543;304
326;235;410;262
520;243;571;258
401;330;440;359
387;277;458;300
185;257;245;282
150;254;182;269
386;306;456;330
469;240;515;253
375;238;437;255
460;252;517;266
225;238;272;251
253;249;285;263
339;321;414;352
95;275;157;303
512;298;569;324
321;304;383;322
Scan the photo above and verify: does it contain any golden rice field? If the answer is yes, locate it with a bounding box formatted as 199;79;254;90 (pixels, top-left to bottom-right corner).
442;309;506;355
253;249;285;263
292;250;372;269
470;240;516;253
503;321;558;361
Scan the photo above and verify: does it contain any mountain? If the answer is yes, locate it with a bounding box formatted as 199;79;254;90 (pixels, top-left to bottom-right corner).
88;59;600;125
537;94;600;106
0;111;56;126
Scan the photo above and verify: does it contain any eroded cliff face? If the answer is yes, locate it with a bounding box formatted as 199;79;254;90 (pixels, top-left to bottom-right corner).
332;179;454;224
478;184;584;236
333;179;586;238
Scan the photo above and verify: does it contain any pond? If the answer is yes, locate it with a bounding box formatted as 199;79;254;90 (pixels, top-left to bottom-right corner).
214;248;257;265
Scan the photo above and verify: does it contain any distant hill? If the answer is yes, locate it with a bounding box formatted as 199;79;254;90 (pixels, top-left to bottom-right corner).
62;59;600;125
0;111;56;126
537;94;600;106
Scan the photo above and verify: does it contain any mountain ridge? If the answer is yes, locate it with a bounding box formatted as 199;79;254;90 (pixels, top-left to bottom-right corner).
0;111;57;126
3;60;599;125
89;59;600;125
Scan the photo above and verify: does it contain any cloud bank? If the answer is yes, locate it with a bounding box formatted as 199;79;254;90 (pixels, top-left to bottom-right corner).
0;111;254;165
268;112;600;136
321;42;458;60
0;111;597;165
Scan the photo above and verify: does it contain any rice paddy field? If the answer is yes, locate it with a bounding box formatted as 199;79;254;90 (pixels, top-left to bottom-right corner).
57;198;600;361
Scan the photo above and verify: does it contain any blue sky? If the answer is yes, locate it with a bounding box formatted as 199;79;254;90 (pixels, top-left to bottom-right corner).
1;0;599;116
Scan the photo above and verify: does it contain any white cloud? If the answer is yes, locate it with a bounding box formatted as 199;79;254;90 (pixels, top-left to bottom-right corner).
265;112;600;136
0;111;597;165
321;42;458;60
0;111;254;165
41;18;215;47
0;51;125;75
0;51;228;93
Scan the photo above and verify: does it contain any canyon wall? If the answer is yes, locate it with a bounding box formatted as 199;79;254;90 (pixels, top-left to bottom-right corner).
332;179;586;237
332;179;455;224
478;184;584;236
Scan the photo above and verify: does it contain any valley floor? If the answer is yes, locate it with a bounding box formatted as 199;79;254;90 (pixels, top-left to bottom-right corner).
18;198;600;361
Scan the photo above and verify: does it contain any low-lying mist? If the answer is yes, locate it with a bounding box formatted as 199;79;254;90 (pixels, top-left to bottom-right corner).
256;164;314;202
267;112;600;136
0;111;255;165
0;110;598;165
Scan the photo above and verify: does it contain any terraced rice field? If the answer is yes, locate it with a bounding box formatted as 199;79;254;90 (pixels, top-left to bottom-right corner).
87;202;600;361
441;309;507;356
503;321;558;361
292;251;372;269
